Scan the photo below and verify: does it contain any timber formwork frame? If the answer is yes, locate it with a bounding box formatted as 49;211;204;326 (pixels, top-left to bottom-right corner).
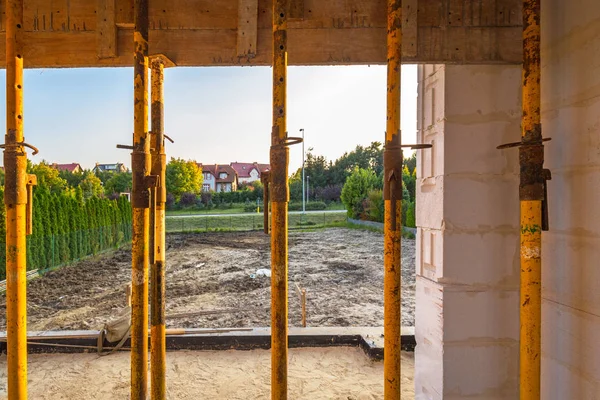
2;1;536;399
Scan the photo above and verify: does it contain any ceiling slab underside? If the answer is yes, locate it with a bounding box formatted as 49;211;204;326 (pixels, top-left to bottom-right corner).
0;0;522;68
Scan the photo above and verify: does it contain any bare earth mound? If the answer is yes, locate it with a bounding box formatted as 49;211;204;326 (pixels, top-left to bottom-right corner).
0;348;415;399
0;228;416;331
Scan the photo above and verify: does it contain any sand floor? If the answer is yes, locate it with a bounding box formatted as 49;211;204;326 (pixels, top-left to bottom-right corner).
0;228;416;331
0;348;415;400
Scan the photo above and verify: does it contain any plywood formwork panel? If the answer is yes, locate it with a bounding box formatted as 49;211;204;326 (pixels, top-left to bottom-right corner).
0;0;523;67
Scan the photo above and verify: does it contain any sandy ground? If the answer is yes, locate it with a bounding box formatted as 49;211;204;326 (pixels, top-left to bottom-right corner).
0;228;416;331
0;348;415;399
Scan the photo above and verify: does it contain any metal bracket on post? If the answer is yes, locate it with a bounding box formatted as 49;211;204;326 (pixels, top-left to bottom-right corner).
384;138;432;230
497;137;552;231
269;126;303;203
145;175;160;264
148;133;174;153
0;141;39;207
542;169;552;231
26;175;37;236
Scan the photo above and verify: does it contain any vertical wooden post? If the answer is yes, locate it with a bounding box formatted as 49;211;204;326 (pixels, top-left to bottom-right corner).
5;0;27;398
271;0;289;398
384;0;403;398
131;0;150;398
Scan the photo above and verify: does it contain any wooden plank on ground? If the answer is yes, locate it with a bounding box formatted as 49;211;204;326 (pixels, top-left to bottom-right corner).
97;0;117;58
237;0;259;57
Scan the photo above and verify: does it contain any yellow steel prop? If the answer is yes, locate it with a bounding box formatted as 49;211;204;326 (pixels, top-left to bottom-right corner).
271;0;290;398
150;55;170;400
131;0;150;398
262;171;270;234
5;0;28;397
520;0;543;398
383;0;404;398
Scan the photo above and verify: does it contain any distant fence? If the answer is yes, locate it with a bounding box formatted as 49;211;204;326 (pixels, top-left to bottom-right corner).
166;212;346;233
0;223;133;280
347;218;417;235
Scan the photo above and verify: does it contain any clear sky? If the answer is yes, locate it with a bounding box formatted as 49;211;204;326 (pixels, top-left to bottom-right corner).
0;65;418;174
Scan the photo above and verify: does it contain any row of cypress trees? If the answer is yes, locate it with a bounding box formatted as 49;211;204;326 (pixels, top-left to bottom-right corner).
0;186;132;279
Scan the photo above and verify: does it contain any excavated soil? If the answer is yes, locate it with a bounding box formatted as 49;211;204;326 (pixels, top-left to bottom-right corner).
0;228;416;331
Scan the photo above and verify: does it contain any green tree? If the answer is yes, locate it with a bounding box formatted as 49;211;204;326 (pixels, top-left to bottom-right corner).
166;158;203;200
29;161;68;194
341;167;379;219
104;172;132;196
94;170;114;185
59;169;85;188
406;201;416;228
402;165;416;203
366;189;384;223
79;171;104;199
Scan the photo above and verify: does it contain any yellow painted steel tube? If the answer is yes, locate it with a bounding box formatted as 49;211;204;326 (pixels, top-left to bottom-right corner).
383;0;403;398
132;0;150;398
262;171;270;234
520;0;542;399
271;1;289;398
5;0;28;398
150;59;167;400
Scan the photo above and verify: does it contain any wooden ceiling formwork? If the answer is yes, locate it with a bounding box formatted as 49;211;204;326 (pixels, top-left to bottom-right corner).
0;0;523;68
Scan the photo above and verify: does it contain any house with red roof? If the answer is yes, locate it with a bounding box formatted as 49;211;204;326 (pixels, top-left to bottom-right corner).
230;162;270;184
198;164;238;193
51;163;83;174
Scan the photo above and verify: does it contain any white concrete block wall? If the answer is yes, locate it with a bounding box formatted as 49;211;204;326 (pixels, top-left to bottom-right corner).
541;1;600;398
415;64;521;399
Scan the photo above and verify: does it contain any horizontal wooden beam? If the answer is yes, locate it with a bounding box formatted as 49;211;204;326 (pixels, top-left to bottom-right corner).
97;0;117;58
0;25;521;68
237;0;259;57
0;0;522;68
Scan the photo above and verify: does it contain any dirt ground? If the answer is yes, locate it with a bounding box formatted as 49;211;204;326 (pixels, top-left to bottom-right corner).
0;228;416;331
0;348;414;399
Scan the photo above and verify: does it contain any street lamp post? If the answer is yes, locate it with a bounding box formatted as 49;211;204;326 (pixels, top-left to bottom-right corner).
300;128;305;214
306;176;310;202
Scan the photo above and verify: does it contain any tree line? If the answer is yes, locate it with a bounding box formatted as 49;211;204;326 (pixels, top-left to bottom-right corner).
0;162;133;279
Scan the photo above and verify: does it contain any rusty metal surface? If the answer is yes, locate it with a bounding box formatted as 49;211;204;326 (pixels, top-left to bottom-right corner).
131;0;150;399
383;1;403;399
271;1;289;398
520;1;543;399
5;0;28;398
261;171;270;235
25;175;36;236
150;58;167;400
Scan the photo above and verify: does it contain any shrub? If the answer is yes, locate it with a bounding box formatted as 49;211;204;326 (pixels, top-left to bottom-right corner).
341;167;379;219
366;190;384;223
166;193;175;208
406;201;416;228
179;192;197;207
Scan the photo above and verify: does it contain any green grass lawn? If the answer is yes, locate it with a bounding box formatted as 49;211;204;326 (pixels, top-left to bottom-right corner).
166;207;247;216
166;202;345;216
165;212;346;232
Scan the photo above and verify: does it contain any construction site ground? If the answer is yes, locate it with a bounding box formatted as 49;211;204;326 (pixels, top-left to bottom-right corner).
0;228;416;332
0;348;415;399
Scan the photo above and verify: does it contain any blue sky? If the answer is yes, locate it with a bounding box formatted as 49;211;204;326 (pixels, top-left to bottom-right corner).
0;65;418;173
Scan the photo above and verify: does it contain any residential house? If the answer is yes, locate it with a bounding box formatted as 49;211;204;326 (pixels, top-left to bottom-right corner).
93;163;128;173
51;163;83;174
230;162;270;184
199;164;238;193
